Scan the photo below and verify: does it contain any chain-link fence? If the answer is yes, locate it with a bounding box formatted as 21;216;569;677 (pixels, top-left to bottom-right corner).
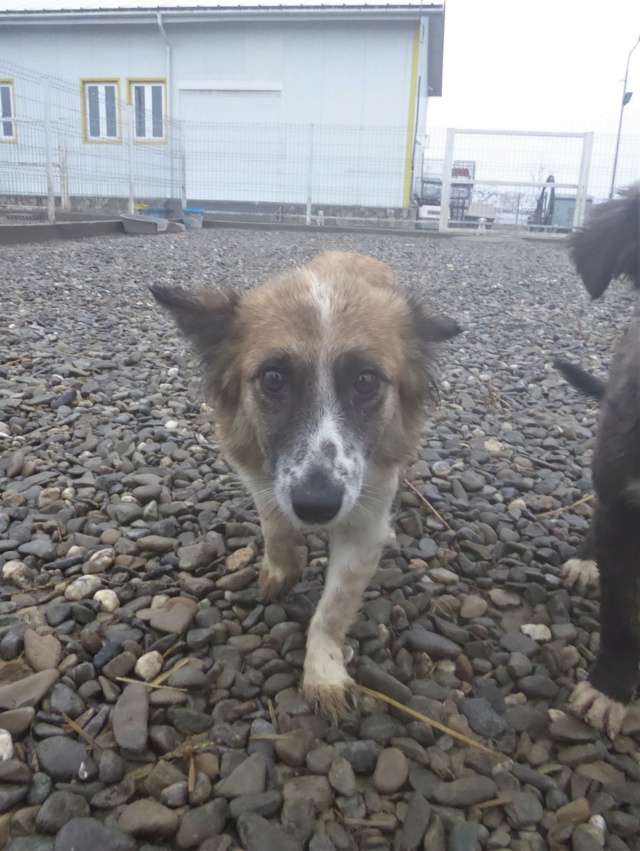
1;59;639;231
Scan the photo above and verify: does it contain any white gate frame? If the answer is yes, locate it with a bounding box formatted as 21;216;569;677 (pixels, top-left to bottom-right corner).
438;129;594;233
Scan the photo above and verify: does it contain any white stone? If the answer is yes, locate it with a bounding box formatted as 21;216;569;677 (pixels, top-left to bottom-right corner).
428;567;458;585
150;594;171;609
37;487;61;509
66;545;86;559
85;548;115;572
94;589;120;613
164;419;179;430
64;575;102;601
135;650;163;681
520;624;552;642
484;438;504;453
0;730;14;762
489;588;521;608
2;560;28;581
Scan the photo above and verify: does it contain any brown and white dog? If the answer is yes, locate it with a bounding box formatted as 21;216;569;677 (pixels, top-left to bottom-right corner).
556;185;640;738
151;251;460;718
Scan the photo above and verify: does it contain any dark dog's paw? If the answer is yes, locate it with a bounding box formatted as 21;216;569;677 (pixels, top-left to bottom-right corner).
561;558;599;593
569;680;628;739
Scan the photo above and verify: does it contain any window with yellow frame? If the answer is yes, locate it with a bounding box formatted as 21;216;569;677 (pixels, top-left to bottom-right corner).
0;80;16;142
81;79;120;142
128;79;167;143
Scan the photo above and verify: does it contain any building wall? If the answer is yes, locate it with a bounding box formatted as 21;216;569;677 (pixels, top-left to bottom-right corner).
1;17;425;207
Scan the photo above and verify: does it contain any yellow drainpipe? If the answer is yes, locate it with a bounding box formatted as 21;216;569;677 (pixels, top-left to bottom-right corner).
403;23;420;207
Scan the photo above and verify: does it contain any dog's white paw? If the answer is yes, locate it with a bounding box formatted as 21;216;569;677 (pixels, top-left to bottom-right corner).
561;558;599;593
569;680;628;739
302;646;358;721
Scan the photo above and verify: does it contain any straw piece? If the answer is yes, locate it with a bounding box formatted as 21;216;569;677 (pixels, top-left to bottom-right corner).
402;478;453;530
62;712;104;751
115;676;187;692
358;685;495;755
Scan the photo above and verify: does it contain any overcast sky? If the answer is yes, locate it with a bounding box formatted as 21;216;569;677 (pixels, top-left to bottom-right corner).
429;0;640;137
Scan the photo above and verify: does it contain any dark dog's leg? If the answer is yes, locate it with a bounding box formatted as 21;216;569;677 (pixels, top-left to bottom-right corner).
561;519;599;592
570;504;640;738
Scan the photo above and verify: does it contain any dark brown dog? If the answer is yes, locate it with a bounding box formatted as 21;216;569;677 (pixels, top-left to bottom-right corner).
559;185;640;737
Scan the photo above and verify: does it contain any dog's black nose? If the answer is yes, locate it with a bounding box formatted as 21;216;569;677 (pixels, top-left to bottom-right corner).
291;470;344;525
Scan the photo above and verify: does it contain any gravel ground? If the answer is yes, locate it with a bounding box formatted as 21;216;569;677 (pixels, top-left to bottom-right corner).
1;228;639;851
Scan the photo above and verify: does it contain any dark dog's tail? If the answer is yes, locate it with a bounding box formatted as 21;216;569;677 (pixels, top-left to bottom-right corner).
568;184;640;299
553;358;606;401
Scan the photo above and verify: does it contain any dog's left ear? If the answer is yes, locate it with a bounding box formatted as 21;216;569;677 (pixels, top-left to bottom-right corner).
149;284;239;358
409;296;463;345
569;184;640;298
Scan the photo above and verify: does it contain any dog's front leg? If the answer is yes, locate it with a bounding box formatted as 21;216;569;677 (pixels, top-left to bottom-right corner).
301;477;397;720
302;529;383;719
253;496;301;602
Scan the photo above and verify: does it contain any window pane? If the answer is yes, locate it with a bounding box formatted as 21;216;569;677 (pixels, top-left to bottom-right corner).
0;86;12;138
134;85;145;138
0;86;11;119
105;85;117;137
151;85;163;138
87;85;100;137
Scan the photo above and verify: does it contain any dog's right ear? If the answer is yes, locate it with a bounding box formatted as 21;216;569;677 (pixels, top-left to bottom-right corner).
569;184;640;299
149;284;239;360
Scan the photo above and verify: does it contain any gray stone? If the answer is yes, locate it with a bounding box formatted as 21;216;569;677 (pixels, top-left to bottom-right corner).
49;683;85;719
175;799;229;849
0;784;28;813
112;683;148;754
433;775;498;807
237;813;300;851
53;818;136;851
328;757;357;796
35;791;89;834
334;739;381;774
372;747;409;794
357;664;412;704
449;821;483;851
214;753;267;798
36;737;88;782
399;791;430;850
506;791;544;828
406;624;461;659
0;669;60;710
228;791;283;819
460;698;507;738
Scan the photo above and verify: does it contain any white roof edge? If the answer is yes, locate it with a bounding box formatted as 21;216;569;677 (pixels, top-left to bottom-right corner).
0;2;444;25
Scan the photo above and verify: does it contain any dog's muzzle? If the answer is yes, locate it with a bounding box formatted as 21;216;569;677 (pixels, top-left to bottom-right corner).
290;467;344;525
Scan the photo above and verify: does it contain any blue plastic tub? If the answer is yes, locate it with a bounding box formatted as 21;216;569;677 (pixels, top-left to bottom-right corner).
183;207;205;230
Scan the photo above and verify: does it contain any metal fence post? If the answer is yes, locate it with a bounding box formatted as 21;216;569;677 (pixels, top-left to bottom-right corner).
126;102;134;214
59;131;70;211
438;128;455;233
42;80;55;222
573;131;594;230
306;124;314;226
180;121;187;210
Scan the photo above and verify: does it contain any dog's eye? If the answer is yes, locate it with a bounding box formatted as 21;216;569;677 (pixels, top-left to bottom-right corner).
260;369;285;394
354;370;380;396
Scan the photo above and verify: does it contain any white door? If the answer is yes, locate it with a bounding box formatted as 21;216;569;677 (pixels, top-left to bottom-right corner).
179;89;283;202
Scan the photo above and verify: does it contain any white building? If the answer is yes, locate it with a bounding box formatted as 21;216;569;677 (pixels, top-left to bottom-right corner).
0;1;444;214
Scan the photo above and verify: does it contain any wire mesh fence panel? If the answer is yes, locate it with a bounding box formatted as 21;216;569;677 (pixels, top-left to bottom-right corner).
2;58;639;230
422;127;639;233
